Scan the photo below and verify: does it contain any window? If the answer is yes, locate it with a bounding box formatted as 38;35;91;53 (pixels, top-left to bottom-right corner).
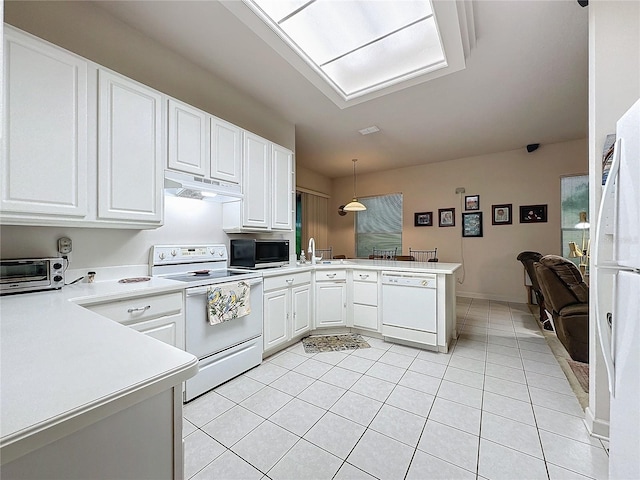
355;193;403;258
560;175;589;267
243;0;453;103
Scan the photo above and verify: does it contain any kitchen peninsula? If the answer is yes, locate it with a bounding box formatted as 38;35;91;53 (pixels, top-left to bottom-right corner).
261;259;461;356
0;279;198;479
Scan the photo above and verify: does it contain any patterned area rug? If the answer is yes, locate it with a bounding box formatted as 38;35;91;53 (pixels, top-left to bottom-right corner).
567;359;589;392
302;333;370;354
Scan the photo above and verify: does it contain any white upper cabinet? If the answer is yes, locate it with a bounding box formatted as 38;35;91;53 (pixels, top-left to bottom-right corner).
1;27;89;218
272;144;294;231
167;99;208;176
223;133;294;232
210;117;242;184
97;70;164;224
242;132;271;229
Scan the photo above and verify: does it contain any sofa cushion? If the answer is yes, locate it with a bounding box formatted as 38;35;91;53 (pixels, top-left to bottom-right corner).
559;303;589;317
539;255;589;303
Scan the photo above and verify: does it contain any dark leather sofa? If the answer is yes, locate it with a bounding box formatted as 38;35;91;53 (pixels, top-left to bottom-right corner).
534;255;589;363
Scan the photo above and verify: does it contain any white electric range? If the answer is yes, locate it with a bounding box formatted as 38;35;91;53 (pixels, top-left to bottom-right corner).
150;245;263;402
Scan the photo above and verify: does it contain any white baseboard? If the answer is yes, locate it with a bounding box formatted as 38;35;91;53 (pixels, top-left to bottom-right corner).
456;291;523;303
584;406;610;440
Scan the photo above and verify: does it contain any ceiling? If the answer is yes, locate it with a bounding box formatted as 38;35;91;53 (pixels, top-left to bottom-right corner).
94;1;588;179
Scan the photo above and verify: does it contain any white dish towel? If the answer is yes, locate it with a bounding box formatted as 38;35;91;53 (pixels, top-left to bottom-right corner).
207;281;251;325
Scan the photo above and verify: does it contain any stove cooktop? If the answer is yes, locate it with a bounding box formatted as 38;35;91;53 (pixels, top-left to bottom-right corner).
164;270;252;283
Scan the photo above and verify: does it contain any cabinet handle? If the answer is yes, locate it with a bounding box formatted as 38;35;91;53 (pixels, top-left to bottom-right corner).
127;305;151;314
286;279;294;284
359;274;369;279
326;273;336;279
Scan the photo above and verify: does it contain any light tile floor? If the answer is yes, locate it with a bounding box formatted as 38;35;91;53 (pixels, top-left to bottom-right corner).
183;298;609;480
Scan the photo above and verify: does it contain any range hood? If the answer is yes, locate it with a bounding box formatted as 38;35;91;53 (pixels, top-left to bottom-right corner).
164;170;242;202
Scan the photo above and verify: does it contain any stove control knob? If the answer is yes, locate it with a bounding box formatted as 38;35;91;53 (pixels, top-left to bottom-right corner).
209;248;215;255
159;252;166;260
171;250;177;257
218;251;224;257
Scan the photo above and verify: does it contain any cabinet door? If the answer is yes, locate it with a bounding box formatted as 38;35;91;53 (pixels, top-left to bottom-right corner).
2;28;88;217
168;99;208;176
129;313;185;350
271;144;293;231
315;283;347;327
353;304;379;331
292;284;311;337
98;70;163;223
242;132;270;229
264;289;289;351
210;117;242;184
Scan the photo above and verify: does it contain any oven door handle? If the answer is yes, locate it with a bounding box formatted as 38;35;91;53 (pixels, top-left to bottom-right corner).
185;278;263;297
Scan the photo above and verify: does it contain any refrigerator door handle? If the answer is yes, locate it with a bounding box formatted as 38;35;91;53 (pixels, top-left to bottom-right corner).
593;138;622;397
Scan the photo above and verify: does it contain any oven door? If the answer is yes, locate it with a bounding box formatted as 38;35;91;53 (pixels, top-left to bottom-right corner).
184;278;263;359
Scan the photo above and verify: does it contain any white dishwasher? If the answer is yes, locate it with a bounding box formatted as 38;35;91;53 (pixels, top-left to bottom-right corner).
381;271;437;347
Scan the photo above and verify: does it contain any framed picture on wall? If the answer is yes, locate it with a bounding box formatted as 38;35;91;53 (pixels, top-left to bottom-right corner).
462;212;483;237
520;204;548;223
414;212;433;226
465;195;480;211
492;204;512;225
438;208;455;227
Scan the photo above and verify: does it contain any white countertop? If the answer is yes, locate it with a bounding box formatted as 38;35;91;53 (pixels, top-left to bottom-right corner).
260;259;461;276
0;278;198;464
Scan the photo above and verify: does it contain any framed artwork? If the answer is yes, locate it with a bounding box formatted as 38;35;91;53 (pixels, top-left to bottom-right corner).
465;195;480;211
462;212;483;237
492;204;512;225
438;208;455;227
414;212;433;227
520;204;548;223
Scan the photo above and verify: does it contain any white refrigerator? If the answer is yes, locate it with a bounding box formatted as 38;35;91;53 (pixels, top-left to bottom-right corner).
593;98;640;480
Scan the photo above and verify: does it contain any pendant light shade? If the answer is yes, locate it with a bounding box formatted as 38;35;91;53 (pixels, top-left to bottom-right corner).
343;159;366;212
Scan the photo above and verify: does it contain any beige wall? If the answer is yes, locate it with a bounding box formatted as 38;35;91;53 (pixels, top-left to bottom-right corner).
296;166;332;197
330;139;588;302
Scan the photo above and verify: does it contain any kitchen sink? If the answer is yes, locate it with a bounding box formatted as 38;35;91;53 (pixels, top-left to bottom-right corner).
316;260;354;265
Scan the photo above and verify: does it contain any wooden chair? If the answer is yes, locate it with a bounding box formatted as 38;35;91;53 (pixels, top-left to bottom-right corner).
409;248;438;262
314;247;332;260
395;255;415;261
369;247;397;259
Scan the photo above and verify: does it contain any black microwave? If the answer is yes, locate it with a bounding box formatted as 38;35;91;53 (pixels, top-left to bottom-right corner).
230;239;289;269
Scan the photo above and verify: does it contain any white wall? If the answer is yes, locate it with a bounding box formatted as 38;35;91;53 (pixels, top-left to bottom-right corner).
586;0;640;440
330;139;588;302
0;198;227;270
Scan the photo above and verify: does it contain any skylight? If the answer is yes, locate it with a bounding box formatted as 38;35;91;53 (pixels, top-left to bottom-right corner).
244;0;448;102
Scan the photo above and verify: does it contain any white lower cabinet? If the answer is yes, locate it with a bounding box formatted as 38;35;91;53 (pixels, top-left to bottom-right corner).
263;272;311;353
82;291;185;350
315;270;347;328
351;270;379;331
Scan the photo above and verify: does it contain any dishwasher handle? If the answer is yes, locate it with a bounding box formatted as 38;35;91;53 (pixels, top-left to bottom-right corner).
382;274;436;288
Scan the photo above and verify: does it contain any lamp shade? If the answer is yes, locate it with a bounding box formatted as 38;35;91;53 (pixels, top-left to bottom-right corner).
343;199;366;211
575;211;590;229
344;158;366;212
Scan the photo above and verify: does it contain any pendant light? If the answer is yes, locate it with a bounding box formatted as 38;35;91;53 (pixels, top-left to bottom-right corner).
343;159;366;212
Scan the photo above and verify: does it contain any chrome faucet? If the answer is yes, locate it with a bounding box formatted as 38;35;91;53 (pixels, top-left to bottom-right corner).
308;237;318;265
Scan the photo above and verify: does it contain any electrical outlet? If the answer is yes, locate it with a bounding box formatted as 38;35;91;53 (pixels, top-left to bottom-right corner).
58;237;72;254
455;187;466;194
